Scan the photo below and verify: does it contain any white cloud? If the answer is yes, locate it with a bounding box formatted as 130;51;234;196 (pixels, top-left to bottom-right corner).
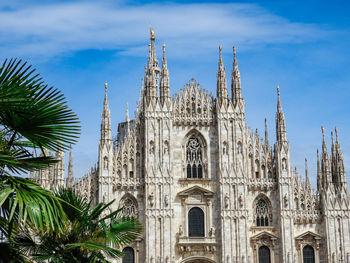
0;2;331;58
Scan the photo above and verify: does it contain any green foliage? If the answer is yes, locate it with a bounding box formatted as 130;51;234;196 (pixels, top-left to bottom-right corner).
0;58;81;260
14;188;143;263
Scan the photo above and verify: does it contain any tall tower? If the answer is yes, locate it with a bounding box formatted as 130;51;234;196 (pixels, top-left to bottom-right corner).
98;82;113;203
216;46;249;262
274;85;294;261
142;28;174;263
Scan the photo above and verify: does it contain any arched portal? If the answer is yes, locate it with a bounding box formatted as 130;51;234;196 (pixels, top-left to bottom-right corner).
258;246;271;263
303;245;315;263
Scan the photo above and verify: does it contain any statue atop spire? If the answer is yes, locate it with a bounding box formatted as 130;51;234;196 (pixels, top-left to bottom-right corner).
150;27;155;40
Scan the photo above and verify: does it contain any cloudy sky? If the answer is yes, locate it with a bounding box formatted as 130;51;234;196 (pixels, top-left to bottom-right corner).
1;0;350;188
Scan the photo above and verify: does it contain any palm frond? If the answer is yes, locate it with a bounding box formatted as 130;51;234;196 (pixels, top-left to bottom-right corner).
0;59;81;152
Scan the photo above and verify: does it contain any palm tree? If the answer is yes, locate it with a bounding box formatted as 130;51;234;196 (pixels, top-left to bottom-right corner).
0;59;81;242
14;188;143;263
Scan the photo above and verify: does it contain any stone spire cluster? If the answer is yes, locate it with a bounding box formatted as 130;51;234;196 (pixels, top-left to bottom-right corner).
318;126;347;193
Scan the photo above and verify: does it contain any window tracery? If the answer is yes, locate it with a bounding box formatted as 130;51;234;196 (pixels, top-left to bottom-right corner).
186;136;203;178
120;196;138;218
255;198;271;227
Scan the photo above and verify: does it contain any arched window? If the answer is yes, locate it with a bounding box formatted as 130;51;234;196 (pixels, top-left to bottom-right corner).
303;245;315;263
258;246;271;263
120;196;138;218
122;247;134;263
188;207;204;237
256;199;270;227
186;136;203;178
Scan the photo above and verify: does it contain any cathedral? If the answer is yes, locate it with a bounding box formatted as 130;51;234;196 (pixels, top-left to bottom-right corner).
31;30;350;263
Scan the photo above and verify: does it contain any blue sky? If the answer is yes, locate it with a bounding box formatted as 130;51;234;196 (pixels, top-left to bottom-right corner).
1;0;350;188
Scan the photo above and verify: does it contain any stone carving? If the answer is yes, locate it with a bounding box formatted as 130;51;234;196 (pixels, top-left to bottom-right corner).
178;225;183;236
284;194;289;208
164;194;169;207
149;192;154;207
239;194;243;208
225;193;229;208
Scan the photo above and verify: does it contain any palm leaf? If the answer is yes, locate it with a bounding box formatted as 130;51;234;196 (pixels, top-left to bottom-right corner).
0;58;81;152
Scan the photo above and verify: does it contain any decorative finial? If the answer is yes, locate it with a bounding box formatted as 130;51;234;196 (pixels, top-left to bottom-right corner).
162;43;166;53
264;118;269;146
104;82;108;92
126;102;129;122
277;85;282;112
150;27;155;40
322;126;325;139
331;131;334;144
219;45;222;54
233;45;236;57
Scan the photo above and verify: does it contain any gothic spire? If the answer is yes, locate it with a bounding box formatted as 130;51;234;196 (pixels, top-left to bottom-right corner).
145;28;160;103
305;158;310;189
265;118;269;147
126;102;129;122
101;82;111;141
321;126;332;187
317;149;322;191
160;43;170;104
217;45;228;104
231;46;242;106
67;147;74;188
334;127;346;185
275;85;287;142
